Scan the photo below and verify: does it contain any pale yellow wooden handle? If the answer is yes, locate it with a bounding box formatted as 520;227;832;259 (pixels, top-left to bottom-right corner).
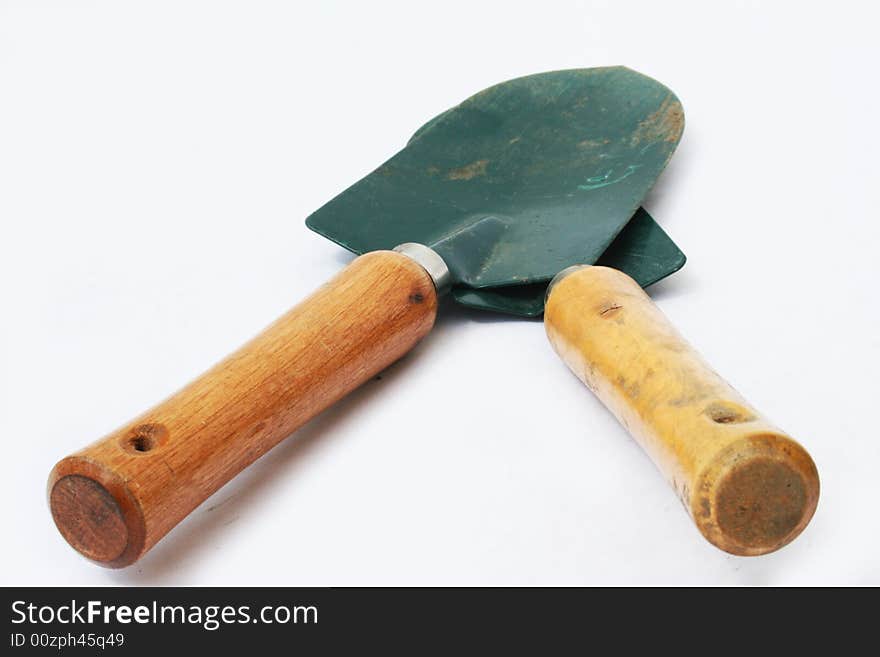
48;251;437;567
545;266;819;556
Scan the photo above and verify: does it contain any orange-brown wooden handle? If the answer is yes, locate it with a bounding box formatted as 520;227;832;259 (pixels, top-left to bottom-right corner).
48;251;437;567
545;266;819;556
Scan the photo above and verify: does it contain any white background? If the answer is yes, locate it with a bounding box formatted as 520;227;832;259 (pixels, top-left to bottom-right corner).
1;0;878;586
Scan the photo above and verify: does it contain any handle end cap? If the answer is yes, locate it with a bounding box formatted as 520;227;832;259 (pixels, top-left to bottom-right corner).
50;475;129;563
48;458;146;568
695;434;819;556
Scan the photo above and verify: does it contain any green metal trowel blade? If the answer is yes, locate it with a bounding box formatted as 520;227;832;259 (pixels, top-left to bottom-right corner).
408;108;685;317
306;67;684;290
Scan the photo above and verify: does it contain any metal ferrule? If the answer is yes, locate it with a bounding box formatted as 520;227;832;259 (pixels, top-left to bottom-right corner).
545;264;592;305
392;243;452;297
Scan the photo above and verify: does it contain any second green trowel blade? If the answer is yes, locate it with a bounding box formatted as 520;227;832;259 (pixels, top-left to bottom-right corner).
307;67;684;293
408;108;685;317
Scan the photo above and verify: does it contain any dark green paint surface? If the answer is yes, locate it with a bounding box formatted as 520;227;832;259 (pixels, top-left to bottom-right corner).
410;110;685;315
306;67;685;315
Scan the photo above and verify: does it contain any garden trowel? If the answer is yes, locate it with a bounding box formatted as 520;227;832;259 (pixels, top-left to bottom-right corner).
49;67;818;568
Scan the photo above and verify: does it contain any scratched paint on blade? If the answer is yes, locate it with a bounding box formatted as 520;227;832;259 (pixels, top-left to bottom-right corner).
579;164;642;190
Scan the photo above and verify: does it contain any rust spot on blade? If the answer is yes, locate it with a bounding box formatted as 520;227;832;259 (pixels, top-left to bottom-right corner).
630;95;684;145
577;138;610;149
447;159;489;181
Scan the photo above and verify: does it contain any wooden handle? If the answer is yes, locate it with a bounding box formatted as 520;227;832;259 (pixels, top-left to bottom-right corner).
48;251;437;567
545;266;819;556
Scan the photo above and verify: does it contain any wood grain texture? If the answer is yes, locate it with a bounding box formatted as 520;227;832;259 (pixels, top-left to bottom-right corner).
49;251;437;567
545;266;819;556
